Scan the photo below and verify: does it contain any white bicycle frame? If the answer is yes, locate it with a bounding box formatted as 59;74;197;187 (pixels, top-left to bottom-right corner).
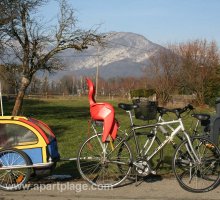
125;110;201;164
148;120;199;162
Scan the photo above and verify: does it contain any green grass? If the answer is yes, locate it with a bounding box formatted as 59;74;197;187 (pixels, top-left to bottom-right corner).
2;97;214;177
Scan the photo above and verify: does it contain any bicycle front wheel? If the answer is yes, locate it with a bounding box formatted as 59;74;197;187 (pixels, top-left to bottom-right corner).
77;134;132;188
172;136;220;193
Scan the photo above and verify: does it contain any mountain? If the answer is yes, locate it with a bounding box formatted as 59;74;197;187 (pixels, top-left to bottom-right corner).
54;32;164;79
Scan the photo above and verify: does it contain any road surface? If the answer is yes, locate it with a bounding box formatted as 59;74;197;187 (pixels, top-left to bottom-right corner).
1;176;220;200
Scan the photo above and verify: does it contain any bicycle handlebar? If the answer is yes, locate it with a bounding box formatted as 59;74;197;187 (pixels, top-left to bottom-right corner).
157;104;194;117
118;102;194;118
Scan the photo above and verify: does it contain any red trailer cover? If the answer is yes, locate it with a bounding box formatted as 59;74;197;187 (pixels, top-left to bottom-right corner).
86;78;119;142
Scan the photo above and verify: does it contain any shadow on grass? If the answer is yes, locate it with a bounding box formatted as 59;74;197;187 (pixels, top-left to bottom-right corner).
26;105;89;120
3;99;49;116
52;164;164;187
3;98;90;120
30;161;164;188
49;124;70;137
53;160;81;179
23;102;89;120
30;160;81;184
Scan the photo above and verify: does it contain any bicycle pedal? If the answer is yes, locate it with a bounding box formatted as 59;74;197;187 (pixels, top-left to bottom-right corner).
151;170;157;175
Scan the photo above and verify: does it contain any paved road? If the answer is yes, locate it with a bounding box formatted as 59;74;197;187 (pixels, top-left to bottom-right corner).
1;176;220;200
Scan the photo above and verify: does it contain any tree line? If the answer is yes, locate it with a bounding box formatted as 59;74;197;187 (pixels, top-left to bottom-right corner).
147;40;220;106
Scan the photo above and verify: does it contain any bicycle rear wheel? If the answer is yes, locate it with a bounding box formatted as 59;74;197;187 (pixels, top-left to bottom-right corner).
77;134;132;188
173;136;220;193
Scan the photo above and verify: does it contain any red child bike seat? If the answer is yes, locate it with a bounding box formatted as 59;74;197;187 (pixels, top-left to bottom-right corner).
86;78;119;142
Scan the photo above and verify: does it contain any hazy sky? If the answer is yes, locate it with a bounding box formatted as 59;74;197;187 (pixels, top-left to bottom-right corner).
40;0;220;46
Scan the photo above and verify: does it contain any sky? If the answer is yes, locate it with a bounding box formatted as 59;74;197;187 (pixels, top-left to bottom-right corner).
40;0;220;47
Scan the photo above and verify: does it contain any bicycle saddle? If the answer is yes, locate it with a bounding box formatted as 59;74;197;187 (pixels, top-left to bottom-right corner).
118;103;138;111
191;113;210;121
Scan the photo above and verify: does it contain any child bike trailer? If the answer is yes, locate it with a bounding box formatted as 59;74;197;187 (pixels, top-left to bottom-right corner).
0;116;60;190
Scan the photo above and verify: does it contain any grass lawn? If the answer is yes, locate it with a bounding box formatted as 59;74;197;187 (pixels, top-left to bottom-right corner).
2;96;215;178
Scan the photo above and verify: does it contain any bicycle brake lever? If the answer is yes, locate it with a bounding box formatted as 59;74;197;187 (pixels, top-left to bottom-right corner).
187;104;194;110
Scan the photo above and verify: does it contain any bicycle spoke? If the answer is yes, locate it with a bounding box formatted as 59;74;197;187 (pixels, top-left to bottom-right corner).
0;149;31;191
77;134;132;187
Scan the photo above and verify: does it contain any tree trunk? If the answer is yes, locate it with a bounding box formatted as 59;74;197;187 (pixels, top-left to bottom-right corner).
12;76;30;116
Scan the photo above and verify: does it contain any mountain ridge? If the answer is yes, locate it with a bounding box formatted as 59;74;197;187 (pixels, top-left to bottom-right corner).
54;32;164;79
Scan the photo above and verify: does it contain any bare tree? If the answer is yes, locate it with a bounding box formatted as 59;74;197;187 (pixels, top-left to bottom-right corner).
0;64;22;94
148;48;180;105
174;40;220;105
29;75;42;94
0;0;20;55
59;75;76;95
0;0;105;115
0;0;18;26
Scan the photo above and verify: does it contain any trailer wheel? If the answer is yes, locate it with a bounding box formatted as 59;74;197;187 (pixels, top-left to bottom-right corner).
0;148;32;191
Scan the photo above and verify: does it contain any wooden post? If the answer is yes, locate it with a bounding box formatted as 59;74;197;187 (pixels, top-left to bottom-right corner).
0;82;3;116
95;46;100;98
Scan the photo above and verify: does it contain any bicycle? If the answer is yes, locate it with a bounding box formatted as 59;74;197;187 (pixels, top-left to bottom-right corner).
77;100;220;192
118;103;220;192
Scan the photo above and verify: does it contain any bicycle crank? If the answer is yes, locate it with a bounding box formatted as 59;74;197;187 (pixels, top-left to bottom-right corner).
133;160;156;176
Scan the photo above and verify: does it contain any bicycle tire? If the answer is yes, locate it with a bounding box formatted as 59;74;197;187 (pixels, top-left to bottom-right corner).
172;136;220;193
0;148;32;191
77;133;132;188
127;132;163;172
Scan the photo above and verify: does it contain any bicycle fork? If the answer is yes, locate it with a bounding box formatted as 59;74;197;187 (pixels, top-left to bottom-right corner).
182;131;201;164
181;131;204;182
